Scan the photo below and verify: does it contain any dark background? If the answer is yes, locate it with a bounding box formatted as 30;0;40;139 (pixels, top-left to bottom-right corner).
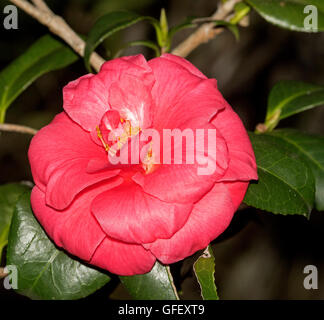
1;0;324;300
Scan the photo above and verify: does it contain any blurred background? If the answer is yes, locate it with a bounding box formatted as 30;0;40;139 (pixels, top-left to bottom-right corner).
1;0;324;300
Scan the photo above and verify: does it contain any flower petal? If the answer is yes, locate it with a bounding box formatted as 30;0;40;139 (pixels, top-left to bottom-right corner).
109;74;153;129
212;101;258;182
160;53;207;79
63;55;154;131
63;73;108;131
45;158;120;210
31;179;123;262
148;57;224;130
99;54;154;87
29;113;119;209
91;182;193;244
144;183;235;264
28;112;108;191
132;124;229;204
90;237;156;276
224;181;249;210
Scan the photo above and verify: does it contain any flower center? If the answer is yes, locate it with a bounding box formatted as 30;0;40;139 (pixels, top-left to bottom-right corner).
96;115;141;156
142;143;156;174
95;110;157;174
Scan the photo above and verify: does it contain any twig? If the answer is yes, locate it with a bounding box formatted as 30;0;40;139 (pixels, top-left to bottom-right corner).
0;267;8;279
31;0;50;13
255;123;268;133
10;0;105;72
0;123;38;135
171;0;240;57
11;0;241;68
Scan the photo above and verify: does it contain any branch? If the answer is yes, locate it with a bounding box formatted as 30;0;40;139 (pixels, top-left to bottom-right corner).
0;123;38;135
0;268;8;279
171;0;241;57
11;0;241;67
31;0;50;13
10;0;105;72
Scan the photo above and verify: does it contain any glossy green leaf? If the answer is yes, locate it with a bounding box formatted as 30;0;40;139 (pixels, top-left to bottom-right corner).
6;192;110;300
244;132;315;216
270;129;324;211
0;183;30;264
246;0;324;32
213;20;240;40
84;11;157;71
159;8;169;46
120;261;179;300
168;17;196;38
193;246;219;300
114;40;160;58
0;35;78;123
265;81;324;131
230;2;251;24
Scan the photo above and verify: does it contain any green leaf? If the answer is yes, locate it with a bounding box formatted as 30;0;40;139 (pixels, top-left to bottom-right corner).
0;183;30;264
244;132;315;216
213;20;240;40
114;40;160;58
193;246;219;300
154;9;171;52
84;11;157;71
265;80;324;131
6;192;110;300
270;129;324;211
230;2;251;24
120;261;179;300
168;17;196;38
246;0;324;32
159;8;169;43
0;35;78;123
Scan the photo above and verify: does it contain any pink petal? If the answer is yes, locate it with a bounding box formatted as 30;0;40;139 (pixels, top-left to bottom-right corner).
91;109;127;148
31;180;123;262
28;112;107;191
99;54;154;88
109;74;153;129
132;124;229;204
63;55;154;132
29;113;119;209
148;57;224;130
91;182;193;244
224;181;249;210
100;109;121;131
144;183;235;264
45;158;120;210
86;133;148;173
90;237;156;276
63;73;108;131
166;79;225;128
213;101;258;182
160;53;208;79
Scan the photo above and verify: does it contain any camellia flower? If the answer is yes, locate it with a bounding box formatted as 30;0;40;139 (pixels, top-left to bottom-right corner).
28;54;257;276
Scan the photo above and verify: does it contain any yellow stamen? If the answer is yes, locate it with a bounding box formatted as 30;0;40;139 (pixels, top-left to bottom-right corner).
142;143;155;174
96;126;110;151
96;118;141;156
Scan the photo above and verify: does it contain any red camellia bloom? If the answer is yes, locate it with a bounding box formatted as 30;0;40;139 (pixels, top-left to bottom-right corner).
28;54;257;276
